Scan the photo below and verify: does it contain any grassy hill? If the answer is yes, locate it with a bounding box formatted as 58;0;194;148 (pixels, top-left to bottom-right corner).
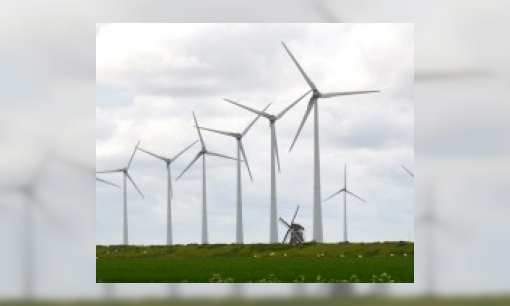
96;242;413;283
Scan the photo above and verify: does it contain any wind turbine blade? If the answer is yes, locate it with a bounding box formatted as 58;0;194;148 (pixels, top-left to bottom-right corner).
239;141;253;182
346;190;367;203
137;147;167;162
192;112;206;148
401;164;414;178
127;141;141;169
96;178;120;188
289;98;314;152
224;98;270;118
126;172;144;199
206;151;238;162
320;91;379;99
272;126;281;173
242;103;271;136
176;152;202;181
281;42;317;90
96;169;123;174
322;189;346;203
276;90;312;120
171;141;198;162
291;205;300;225
199;126;237;138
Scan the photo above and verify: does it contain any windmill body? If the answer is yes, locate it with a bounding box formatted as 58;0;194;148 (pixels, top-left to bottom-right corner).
282;42;378;243
198;105;269;243
279;205;305;244
137;141;197;245
323;165;366;242
225;91;310;243
176;112;237;244
96;141;145;245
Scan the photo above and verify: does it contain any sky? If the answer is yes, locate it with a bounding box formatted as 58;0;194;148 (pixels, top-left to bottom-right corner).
96;23;414;246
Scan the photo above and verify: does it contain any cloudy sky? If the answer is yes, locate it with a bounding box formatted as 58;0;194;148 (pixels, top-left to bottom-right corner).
96;23;414;245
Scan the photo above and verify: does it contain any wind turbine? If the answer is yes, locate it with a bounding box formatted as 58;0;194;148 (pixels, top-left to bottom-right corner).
198;104;270;244
401;164;414;178
323;165;367;242
225;90;311;243
137;141;197;245
96;141;144;245
282;41;379;243
176;112;237;245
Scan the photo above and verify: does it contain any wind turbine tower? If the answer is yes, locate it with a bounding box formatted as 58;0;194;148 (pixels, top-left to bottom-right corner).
323;165;367;242
176;112;237;244
137;141;197;245
96;141;145;245
198;104;269;243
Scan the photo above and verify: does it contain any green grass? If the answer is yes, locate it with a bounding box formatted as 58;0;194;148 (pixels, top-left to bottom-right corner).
96;242;413;283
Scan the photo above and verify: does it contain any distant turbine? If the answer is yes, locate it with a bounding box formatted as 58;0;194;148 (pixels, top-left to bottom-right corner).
283;41;379;242
323;165;367;242
137;141;197;245
176;112;237;244
401;164;414;178
96;141;144;245
225;90;311;243
198;104;270;244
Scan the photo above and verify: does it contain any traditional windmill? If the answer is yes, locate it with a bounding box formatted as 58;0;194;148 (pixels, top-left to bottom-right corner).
279;205;305;244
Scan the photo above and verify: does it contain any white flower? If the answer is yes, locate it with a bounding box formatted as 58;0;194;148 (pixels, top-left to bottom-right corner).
283;254;287;257
404;253;408;257
358;254;363;258
390;254;394;257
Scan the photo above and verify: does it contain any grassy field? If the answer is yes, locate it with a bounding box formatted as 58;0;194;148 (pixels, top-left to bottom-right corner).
96;242;413;283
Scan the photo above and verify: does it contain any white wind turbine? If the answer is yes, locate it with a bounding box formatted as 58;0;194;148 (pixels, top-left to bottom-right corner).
323;165;367;243
198;104;270;244
96;141;144;245
225;90;311;243
282;41;379;243
137;141;197;245
176;112;238;245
